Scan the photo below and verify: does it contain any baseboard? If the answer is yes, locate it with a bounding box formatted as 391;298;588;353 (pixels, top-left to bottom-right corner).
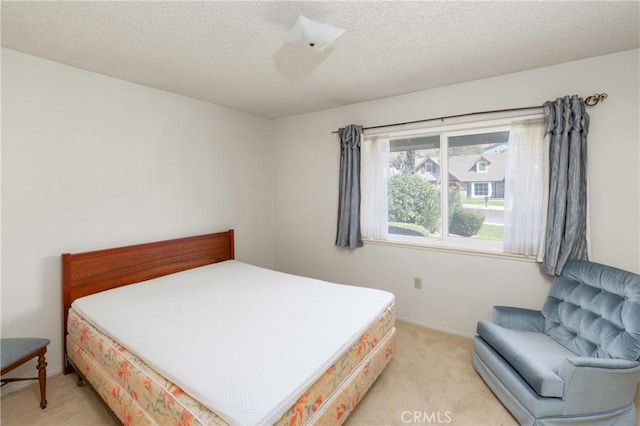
396;316;475;339
0;367;63;397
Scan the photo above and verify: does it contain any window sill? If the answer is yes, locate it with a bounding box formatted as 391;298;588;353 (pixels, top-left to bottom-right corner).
363;237;538;263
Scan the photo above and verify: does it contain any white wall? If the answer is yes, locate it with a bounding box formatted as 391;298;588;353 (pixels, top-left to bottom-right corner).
1;48;274;379
2;47;638;387
272;49;640;336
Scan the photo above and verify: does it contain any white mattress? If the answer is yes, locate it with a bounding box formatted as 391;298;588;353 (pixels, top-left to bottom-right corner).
72;260;394;425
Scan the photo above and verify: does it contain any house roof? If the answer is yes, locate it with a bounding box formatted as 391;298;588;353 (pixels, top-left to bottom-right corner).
484;143;508;153
417;171;440;182
449;154;506;183
415;157;439;168
414;153;506;183
1;2;638;119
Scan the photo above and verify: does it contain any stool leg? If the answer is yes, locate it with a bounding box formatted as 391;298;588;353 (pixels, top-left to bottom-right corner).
37;351;47;409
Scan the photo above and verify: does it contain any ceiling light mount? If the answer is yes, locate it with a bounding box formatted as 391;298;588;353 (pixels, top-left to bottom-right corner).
283;15;345;52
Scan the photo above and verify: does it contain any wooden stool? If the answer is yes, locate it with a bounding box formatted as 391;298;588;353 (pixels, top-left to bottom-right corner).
1;338;50;409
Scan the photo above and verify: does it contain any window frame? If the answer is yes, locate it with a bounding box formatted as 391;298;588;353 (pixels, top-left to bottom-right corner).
424;162;435;173
365;117;528;254
472;182;490;197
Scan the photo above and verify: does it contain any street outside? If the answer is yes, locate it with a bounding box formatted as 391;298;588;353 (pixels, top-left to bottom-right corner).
463;204;504;226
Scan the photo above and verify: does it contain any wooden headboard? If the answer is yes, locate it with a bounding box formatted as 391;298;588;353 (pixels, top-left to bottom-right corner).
61;229;234;373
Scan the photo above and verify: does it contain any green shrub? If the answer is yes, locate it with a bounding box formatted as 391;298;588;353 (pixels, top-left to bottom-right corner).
448;187;463;220
388;222;430;237
388;174;441;233
449;208;485;237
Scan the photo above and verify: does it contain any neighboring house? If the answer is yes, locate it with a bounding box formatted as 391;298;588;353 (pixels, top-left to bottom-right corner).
449;153;506;199
414;153;506;198
414;157;441;183
483;142;508;154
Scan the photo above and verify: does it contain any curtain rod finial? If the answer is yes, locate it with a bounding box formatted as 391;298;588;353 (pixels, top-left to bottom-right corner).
585;93;607;106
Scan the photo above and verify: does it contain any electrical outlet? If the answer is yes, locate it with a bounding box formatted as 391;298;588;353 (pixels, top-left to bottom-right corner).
414;277;422;289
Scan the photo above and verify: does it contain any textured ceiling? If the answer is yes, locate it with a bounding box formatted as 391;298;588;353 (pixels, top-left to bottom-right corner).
2;1;638;119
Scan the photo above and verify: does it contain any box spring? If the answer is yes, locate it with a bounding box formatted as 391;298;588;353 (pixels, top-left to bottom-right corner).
67;304;395;425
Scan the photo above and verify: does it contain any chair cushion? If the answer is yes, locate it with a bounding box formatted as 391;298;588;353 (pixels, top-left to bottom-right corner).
477;321;576;397
1;338;50;370
541;260;640;361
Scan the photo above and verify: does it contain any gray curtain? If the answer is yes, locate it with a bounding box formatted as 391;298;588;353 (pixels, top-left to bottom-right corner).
542;95;590;275
336;125;363;248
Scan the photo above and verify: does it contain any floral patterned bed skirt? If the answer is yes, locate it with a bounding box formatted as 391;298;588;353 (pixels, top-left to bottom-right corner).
66;304;395;425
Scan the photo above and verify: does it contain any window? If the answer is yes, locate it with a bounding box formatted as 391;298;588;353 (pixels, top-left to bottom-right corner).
472;182;489;197
366;123;512;252
424;162;435;173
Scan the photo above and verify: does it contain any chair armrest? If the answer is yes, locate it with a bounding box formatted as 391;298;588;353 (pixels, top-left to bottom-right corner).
559;357;640;414
492;306;544;332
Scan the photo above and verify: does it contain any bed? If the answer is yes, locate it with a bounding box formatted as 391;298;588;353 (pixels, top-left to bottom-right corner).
62;230;396;425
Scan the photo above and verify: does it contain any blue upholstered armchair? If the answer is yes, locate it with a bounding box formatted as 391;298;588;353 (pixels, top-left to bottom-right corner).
473;260;640;425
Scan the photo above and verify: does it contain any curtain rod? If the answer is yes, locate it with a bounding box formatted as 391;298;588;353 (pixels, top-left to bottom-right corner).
330;92;607;134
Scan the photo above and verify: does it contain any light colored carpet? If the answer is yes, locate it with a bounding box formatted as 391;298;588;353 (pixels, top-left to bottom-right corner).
2;321;638;425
